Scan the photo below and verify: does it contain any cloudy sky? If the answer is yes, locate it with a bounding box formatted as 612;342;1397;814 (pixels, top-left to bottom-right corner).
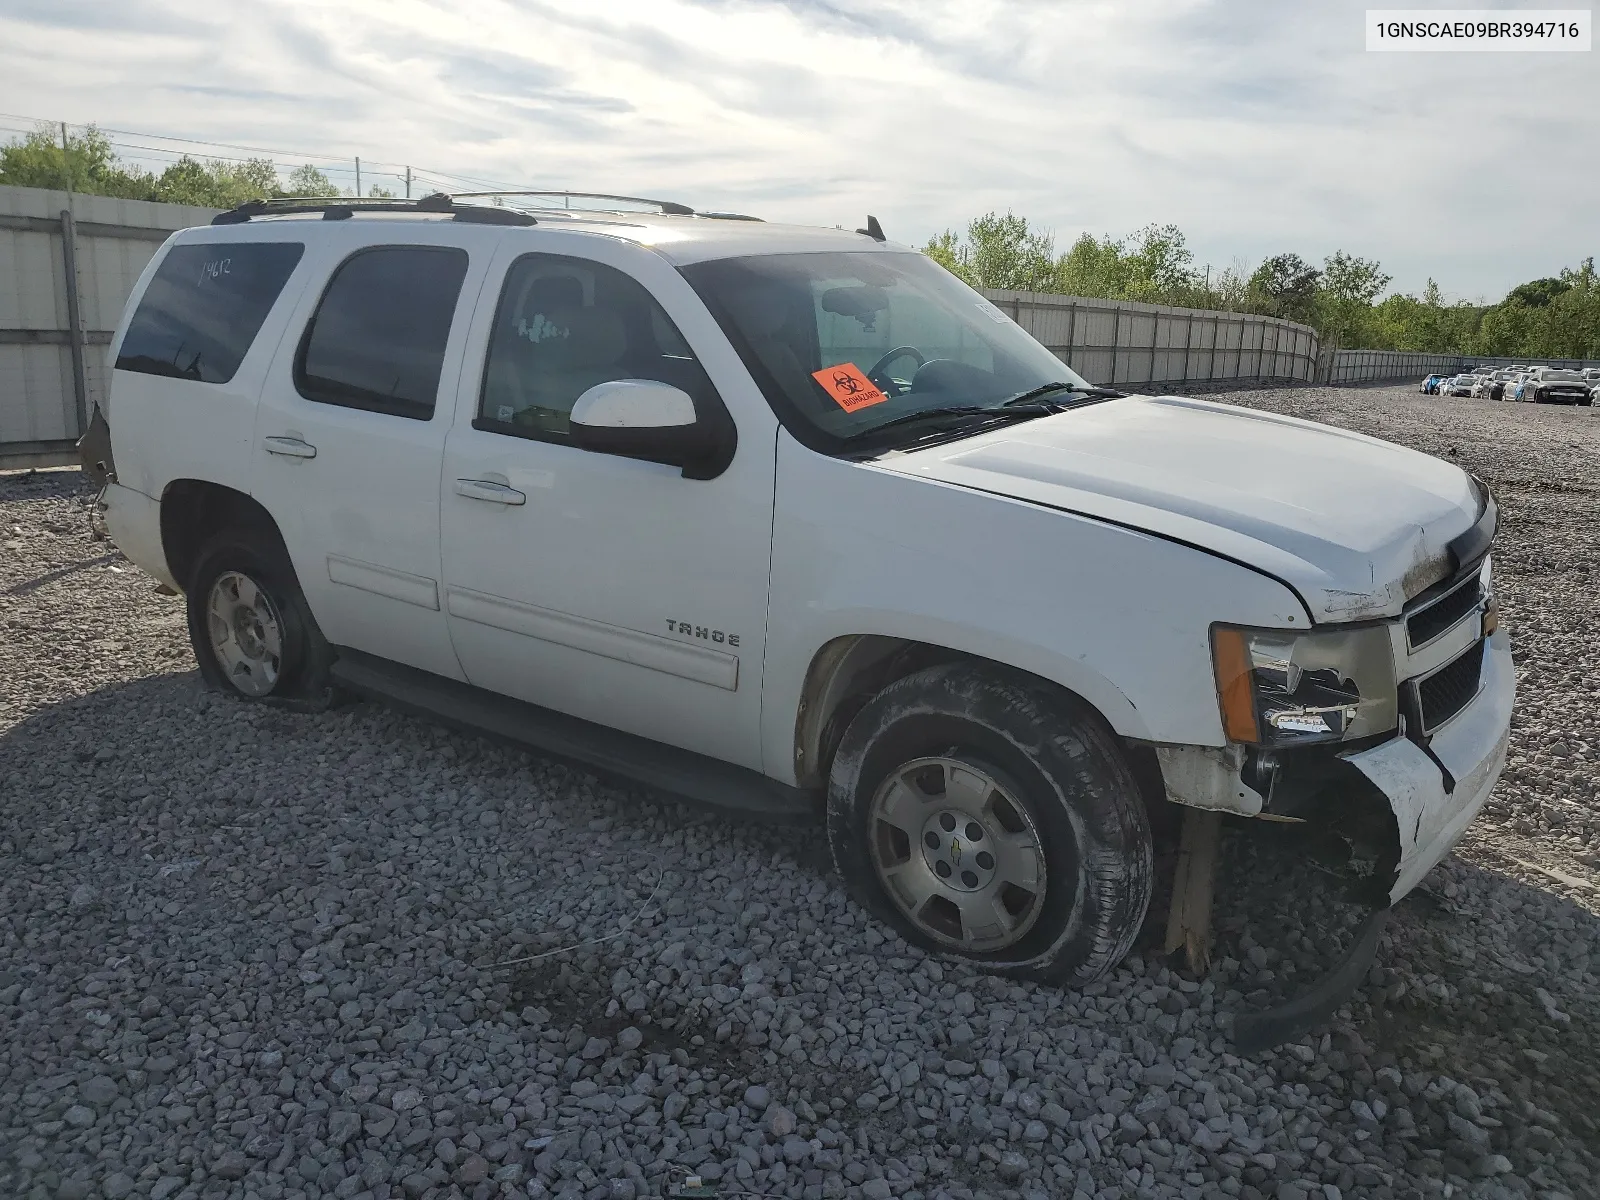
1;0;1594;299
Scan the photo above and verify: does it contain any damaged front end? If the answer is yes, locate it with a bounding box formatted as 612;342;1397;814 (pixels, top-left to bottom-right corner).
1151;508;1512;1051
1238;555;1510;910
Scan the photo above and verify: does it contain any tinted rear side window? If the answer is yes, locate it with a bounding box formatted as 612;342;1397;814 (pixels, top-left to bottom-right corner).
296;246;469;421
116;242;304;384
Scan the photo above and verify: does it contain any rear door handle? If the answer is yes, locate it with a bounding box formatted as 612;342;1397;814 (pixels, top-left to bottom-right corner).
455;478;526;506
263;436;317;459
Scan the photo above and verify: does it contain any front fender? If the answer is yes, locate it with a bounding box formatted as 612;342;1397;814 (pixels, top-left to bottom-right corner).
762;435;1309;783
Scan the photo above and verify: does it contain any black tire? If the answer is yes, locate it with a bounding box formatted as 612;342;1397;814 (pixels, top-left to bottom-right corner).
185;531;333;706
826;663;1153;986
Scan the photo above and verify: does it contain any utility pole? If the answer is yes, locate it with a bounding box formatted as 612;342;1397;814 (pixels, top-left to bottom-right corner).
354;156;362;198
60;121;72;194
405;166;411;199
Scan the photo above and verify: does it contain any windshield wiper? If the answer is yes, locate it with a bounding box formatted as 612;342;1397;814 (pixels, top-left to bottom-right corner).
999;382;1127;407
849;402;1059;442
847;384;1126;447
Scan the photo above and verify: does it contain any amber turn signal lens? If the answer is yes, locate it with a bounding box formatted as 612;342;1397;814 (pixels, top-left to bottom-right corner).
1211;626;1260;744
1482;600;1498;638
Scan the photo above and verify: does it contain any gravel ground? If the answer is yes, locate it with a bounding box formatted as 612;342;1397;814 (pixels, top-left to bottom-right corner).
1;383;1597;1200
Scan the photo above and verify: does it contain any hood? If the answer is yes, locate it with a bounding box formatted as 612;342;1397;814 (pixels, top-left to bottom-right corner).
874;394;1482;622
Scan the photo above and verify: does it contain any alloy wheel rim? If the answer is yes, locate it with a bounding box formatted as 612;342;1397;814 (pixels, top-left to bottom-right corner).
206;571;283;697
867;756;1047;952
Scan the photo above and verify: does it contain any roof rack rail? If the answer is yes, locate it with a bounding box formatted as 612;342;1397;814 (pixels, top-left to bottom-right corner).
211;193;536;227
447;190;696;216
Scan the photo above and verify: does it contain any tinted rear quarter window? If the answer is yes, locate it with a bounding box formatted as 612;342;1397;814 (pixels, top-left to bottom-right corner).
296;246;469;421
116;242;304;384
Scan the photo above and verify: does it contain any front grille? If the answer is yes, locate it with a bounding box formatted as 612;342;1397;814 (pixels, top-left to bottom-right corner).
1407;573;1482;648
1417;639;1485;733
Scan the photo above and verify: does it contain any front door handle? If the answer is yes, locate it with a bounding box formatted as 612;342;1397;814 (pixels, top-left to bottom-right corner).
455;478;526;506
263;435;317;459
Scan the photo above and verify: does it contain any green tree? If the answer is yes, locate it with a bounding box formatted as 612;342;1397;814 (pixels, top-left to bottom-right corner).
0;123;356;207
1316;251;1392;347
284;164;340;197
922;207;1598;357
1246;254;1321;323
922;211;1057;291
150;155;282;207
1505;276;1570;308
1120;223;1198;300
922;229;970;283
0;123;156;198
1055;232;1131;298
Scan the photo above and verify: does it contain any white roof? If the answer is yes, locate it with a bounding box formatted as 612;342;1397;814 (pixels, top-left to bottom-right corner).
182;203;911;265
522;208;910;264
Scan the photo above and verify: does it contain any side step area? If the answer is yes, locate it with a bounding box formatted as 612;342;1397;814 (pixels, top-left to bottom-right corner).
329;648;818;823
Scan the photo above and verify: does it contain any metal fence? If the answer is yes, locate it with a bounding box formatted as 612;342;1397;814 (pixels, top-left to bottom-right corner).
1328;348;1600;385
0;185;217;468
1450;353;1600;372
981;289;1319;389
1328;350;1473;385
2;181;1593;469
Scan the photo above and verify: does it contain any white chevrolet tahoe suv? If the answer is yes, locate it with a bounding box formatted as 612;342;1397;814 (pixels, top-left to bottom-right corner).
86;193;1513;1005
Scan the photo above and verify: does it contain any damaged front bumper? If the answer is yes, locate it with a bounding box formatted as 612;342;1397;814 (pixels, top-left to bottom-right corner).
1153;623;1513;1051
1153;618;1514;905
1231;633;1510;1051
1344;620;1513;903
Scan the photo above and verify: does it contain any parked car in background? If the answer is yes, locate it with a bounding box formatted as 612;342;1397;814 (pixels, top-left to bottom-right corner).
1442;375;1477;397
1523;368;1593;405
1509;373;1532;401
1469;377;1496;400
1421;373;1449;395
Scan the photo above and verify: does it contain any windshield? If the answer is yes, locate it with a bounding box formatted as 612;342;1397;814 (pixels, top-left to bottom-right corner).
680;251;1091;450
1543;370;1583;382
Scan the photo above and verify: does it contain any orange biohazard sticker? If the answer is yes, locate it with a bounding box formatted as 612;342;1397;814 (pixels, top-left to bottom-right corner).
812;362;888;413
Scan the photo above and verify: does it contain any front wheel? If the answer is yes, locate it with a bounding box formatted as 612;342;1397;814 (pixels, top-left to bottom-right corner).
186;533;332;704
826;663;1153;986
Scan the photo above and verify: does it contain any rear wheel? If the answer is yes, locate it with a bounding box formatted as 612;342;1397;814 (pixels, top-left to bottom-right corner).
826;663;1153;986
186;533;333;705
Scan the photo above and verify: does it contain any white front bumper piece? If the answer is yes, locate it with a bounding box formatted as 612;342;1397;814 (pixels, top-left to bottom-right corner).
1344;624;1514;903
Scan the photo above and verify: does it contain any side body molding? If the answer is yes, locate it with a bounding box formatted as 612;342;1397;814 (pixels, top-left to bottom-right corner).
326;555;440;610
446;587;739;690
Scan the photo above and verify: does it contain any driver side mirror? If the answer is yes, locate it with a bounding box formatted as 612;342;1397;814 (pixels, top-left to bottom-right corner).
569;379;729;478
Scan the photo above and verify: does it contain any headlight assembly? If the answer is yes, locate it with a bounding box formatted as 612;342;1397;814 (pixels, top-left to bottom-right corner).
1211;623;1397;746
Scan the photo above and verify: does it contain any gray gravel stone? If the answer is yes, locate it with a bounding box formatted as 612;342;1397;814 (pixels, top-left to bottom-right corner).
1;397;1598;1200
80;1076;118;1106
211;1150;247;1181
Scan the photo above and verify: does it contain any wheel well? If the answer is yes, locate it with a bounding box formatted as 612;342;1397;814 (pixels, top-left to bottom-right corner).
794;637;1171;831
159;479;287;593
792;637;956;789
